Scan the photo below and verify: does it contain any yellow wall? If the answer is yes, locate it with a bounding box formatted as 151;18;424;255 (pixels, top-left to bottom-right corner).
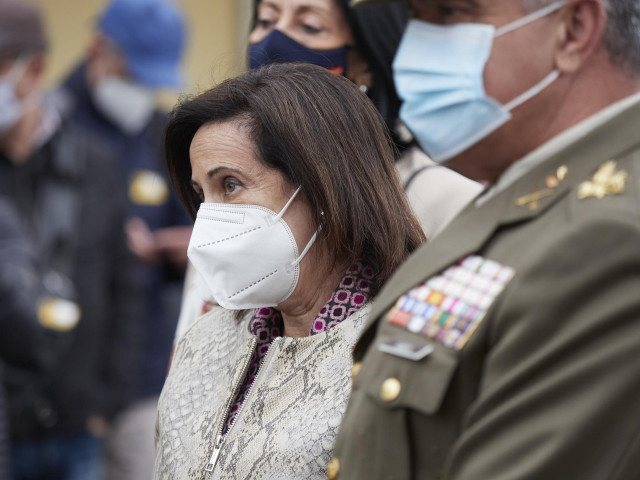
34;0;253;98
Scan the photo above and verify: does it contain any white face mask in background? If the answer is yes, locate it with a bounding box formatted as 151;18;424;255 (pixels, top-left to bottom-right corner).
187;187;318;310
91;76;155;136
0;56;31;135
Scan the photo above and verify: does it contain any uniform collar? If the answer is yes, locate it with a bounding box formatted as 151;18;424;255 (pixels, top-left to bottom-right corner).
478;90;640;206
355;91;640;357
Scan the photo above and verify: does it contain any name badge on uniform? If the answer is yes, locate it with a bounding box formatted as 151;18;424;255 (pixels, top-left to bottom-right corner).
379;339;434;362
129;170;169;206
386;255;515;351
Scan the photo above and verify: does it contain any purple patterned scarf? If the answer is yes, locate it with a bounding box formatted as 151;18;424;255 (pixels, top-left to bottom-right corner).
222;262;374;434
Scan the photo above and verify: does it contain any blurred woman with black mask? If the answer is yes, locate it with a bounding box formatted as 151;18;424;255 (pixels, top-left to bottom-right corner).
249;0;482;241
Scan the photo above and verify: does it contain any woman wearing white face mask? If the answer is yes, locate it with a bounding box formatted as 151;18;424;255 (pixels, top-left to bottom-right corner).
171;0;482;340
154;63;426;479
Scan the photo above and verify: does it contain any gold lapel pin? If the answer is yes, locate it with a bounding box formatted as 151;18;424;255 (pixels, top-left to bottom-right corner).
517;165;569;211
578;160;628;200
516;189;554;211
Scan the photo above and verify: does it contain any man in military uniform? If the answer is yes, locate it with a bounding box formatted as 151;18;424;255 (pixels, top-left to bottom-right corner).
331;0;640;479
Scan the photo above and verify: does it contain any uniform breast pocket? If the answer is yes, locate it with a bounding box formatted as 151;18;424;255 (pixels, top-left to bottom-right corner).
354;328;459;415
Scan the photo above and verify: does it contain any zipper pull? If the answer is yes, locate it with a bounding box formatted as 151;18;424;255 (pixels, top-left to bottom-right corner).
204;435;224;472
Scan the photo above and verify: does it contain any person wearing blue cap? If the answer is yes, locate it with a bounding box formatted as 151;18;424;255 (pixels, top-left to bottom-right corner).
58;1;192;479
0;0;146;479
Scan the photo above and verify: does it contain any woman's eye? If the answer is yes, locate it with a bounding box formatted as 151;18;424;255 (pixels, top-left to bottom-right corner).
223;178;240;194
257;18;274;29
301;24;322;34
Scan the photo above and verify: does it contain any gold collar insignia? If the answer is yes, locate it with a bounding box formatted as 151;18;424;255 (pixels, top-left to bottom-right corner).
578;160;628;200
516;165;569;211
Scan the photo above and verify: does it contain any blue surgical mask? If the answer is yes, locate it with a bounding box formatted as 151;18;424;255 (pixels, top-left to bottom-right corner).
393;1;566;163
249;29;348;76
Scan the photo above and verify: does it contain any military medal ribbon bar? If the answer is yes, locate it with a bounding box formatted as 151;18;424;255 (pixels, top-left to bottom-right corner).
387;255;515;350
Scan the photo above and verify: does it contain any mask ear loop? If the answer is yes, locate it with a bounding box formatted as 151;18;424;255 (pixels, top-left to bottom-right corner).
503;70;560;112
276;187;319;271
271;186;302;223
290;230;318;268
493;1;566;113
294;210;324;266
495;0;567;38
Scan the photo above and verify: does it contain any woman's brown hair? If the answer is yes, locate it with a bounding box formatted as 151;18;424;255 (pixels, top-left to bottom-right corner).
165;62;425;293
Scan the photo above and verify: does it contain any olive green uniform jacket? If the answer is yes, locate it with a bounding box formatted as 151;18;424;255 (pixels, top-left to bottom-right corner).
331;96;640;480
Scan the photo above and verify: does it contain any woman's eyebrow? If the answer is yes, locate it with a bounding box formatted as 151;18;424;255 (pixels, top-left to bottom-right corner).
260;1;280;13
207;166;243;178
190;166;242;187
297;5;331;17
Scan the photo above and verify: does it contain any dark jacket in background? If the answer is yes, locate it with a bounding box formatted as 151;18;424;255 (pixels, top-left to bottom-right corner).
0;199;43;371
60;64;190;400
0;198;44;478
0;116;145;441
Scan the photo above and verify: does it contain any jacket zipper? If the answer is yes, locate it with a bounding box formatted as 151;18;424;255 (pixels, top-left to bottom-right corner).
203;338;256;474
203;337;280;475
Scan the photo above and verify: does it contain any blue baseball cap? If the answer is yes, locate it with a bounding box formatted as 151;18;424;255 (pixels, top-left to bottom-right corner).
98;0;186;89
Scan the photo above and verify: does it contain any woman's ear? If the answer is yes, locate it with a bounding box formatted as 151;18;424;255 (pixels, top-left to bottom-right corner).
346;48;372;92
554;0;607;74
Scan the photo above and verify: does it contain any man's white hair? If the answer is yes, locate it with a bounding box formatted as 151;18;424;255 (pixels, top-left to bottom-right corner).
522;0;640;76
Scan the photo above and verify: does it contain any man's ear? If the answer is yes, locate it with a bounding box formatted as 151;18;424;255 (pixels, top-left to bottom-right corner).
554;0;607;74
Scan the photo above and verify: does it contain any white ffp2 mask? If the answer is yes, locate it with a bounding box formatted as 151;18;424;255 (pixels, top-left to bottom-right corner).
187;187;318;310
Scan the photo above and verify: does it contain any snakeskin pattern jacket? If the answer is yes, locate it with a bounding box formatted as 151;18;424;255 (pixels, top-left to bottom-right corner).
155;303;371;479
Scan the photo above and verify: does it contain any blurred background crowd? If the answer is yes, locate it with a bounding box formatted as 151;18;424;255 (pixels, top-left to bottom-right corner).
0;0;483;478
0;1;247;479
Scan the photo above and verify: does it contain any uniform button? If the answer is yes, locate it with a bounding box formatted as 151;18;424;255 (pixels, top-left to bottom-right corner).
327;457;340;480
380;377;402;402
351;362;362;380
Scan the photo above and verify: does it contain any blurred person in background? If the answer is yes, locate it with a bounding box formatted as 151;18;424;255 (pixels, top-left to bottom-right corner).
155;63;425;479
249;0;483;239
0;198;44;480
58;0;192;478
0;0;144;478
